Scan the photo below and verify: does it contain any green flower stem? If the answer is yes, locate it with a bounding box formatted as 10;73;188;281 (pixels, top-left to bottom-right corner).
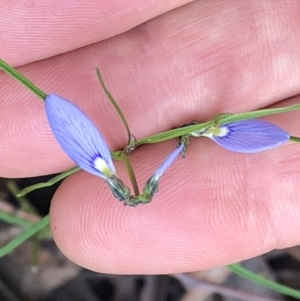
290;136;300;143
228;263;300;299
122;152;140;196
0;59;46;99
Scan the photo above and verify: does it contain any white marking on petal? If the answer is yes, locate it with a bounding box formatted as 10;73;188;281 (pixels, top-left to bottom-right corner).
93;157;114;178
202;126;229;138
216;126;230;137
202;132;214;139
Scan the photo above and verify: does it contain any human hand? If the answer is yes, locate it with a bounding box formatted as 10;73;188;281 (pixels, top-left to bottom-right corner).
1;0;300;274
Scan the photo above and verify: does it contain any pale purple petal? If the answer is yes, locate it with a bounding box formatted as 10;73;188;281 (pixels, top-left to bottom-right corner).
45;93;115;178
153;142;184;179
205;119;289;153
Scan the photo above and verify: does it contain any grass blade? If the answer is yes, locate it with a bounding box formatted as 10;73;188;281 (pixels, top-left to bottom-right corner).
0;211;34;228
0;215;50;258
228;263;300;299
0;59;46;99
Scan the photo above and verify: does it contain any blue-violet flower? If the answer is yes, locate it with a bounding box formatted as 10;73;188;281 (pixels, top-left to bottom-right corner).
191;119;289;153
45;93;130;201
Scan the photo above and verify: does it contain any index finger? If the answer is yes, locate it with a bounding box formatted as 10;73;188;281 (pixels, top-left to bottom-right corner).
0;0;193;66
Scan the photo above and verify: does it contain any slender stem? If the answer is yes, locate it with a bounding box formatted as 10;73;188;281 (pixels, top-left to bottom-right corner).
289;136;300;143
0;211;34;228
228;263;300;299
6;180;38;214
0;59;46;99
122;152;140;196
17;167;80;197
96;67;132;145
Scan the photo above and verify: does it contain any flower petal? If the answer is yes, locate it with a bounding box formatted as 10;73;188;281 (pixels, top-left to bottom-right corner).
45;93;115;178
203;119;289;153
143;142;184;198
153;142;184;179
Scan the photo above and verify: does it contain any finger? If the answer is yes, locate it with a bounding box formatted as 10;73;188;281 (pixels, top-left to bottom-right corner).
50;97;300;274
0;0;192;66
1;0;300;177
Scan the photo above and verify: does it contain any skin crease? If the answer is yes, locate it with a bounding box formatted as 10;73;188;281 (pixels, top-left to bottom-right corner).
1;0;300;273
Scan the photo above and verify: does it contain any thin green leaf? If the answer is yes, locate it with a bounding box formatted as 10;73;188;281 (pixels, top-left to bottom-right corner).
17;154;122;197
36;223;52;239
31;235;40;272
96;67;132;145
0;59;46;99
0;211;34;228
228;263;300;299
0;215;49;258
17;167;80;197
6;180;38;214
219;104;300;124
